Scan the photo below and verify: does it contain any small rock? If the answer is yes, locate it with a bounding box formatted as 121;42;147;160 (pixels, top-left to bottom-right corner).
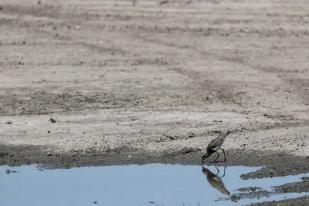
269;172;275;177
169;135;176;140
5;169;18;174
238;186;262;192
179;147;201;155
212;130;221;133
93;201;98;204
0;152;9;157
46;153;52;156
50;118;56;123
187;132;195;138
48;130;51;133
159;0;169;5
6;121;12;124
230;194;240;202
302;177;309;181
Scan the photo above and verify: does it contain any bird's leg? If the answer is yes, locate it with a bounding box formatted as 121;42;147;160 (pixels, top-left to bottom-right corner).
221;149;226;162
213;151;220;162
222;165;227;177
214;166;219;175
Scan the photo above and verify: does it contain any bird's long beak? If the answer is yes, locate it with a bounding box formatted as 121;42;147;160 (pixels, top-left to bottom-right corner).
201;154;207;164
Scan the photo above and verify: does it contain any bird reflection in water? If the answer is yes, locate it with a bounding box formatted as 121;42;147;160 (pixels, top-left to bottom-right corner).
202;165;230;196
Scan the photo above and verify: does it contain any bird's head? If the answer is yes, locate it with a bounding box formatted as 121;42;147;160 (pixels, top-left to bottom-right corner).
201;152;211;163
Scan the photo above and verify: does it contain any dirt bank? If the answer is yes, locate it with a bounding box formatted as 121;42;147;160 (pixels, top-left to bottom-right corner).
1;0;309;159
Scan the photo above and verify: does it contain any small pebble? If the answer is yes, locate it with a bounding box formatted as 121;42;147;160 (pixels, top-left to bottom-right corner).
5;169;17;174
50;118;56;123
187;132;195;138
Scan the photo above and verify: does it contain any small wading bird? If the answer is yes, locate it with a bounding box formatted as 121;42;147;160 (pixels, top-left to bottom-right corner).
202;130;230;163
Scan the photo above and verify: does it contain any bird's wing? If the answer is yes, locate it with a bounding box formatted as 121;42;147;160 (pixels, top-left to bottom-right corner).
207;138;220;151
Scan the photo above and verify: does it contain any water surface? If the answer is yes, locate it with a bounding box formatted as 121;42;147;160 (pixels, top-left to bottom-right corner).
1;164;309;206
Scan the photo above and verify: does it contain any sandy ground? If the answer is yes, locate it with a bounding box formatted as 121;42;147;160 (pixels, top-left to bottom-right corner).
0;0;309;166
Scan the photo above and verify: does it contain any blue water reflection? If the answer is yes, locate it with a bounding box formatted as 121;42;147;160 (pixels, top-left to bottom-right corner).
0;164;308;206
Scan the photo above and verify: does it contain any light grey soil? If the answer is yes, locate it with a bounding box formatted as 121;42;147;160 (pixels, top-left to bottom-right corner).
1;0;309;205
1;0;309;160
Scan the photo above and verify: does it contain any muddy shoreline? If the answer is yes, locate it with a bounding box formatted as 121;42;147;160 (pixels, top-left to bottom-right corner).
1;144;309;205
1;144;308;178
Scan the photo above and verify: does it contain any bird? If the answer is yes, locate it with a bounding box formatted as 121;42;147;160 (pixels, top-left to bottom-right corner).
202;165;230;196
202;130;230;163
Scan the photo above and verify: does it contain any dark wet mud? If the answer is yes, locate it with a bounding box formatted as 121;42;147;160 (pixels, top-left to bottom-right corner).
1;144;309;176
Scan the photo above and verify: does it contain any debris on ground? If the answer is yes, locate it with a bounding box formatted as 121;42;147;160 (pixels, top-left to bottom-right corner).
50;118;56;123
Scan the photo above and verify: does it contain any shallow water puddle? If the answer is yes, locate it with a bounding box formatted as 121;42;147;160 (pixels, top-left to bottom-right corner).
1;164;309;206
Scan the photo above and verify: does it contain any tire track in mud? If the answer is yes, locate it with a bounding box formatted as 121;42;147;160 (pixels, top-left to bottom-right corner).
129;33;256;107
0;3;63;19
128;31;309;136
170;67;247;107
0;2;129;56
130;31;308;111
0;91;145;115
283;77;309;103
